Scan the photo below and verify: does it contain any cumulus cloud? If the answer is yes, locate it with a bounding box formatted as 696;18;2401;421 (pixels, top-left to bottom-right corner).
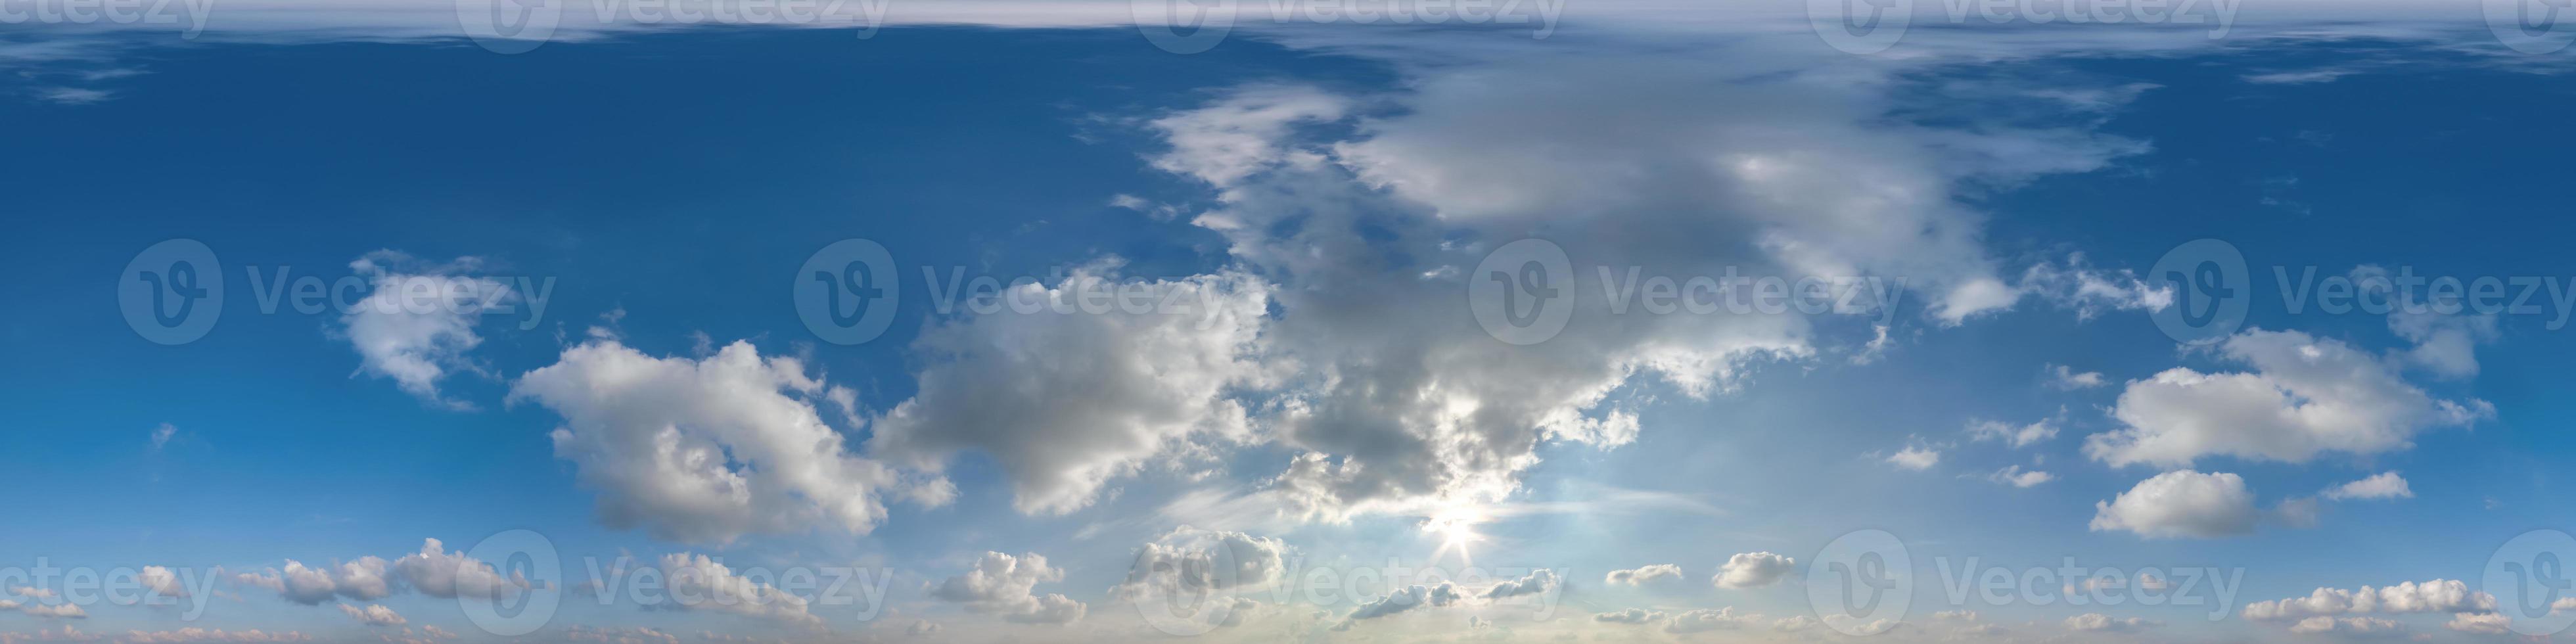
656;553;822;627
2086;329;2491;467
2088;470;2261;539
2046;364;2106;390
335;604;404;627
2323;472;2414;501
2445;611;2512;634
1883;444;1940;471
1111;526;1292;603
1713;552;1795;589
929;553;1085;625
2242;580;2496;621
392;539;526;599
233;557;392;605
865;267;1276;516
511;338;913;544
1481;569;1557;599
1604;564;1682;586
338;252;515;409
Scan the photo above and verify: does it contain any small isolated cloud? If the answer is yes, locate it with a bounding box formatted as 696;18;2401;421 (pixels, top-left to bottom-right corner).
2064;613;2158;632
1594;608;1664;624
1482;569;1557;599
1966;415;2059;449
2046;364;2106;390
339;252;515;410
2086;329;2490;468
1883;444;1939;471
34;87;111;104
336;604;404;627
2088;470;2260;539
149;423;177;450
2323;472;2414;501
1664;607;1760;633
1713;552;1795;589
1604;564;1682;586
1987;465;2054;488
1338;583;1459;627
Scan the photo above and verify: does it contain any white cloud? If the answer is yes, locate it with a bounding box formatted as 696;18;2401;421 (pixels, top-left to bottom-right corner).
2063;613;2157;632
2088;470;2261;539
2243;580;2496;620
1713;552;1795;589
335;604;404;627
1987;465;2055;488
236;557;390;605
149;423;178;450
2445;611;2512;634
656;553;821;627
2086;329;2492;467
392;538;525;599
1339;583;1460;626
9;601;85;619
511;338;908;544
929;552;1085;625
112;628;313;643
1111;527;1292;603
2288;616;2404;635
1603;564;1682;586
1966;417;2058;448
1884;445;1941;471
2046;364;2106;390
1481;569;1557;599
865;267;1276;516
339;252;513;409
1663;607;1760;633
2323;472;2414;501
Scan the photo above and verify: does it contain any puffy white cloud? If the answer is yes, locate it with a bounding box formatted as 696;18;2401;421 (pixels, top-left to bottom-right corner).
2242;580;2496;621
1713;552;1795;589
2063;613;2157;632
9;601;85;619
1883;445;1940;471
2086;329;2492;467
511;338;908;544
656;553;821;627
392;538;525;599
334;604;404;627
1987;465;2055;488
338;252;514;409
2088;471;2261;539
865;268;1276;516
1338;583;1460;626
1111;527;1292;603
2445;611;2512;634
235;557;392;605
136;566;185;598
2323;472;2414;501
1603;564;1682;586
929;552;1085;625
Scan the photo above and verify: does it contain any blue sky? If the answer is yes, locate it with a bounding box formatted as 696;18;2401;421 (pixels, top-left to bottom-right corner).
5;3;2576;643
